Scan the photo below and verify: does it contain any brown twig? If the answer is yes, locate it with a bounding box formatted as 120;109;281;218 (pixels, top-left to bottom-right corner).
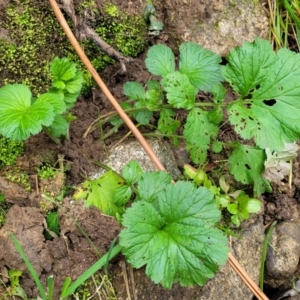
48;1;269;299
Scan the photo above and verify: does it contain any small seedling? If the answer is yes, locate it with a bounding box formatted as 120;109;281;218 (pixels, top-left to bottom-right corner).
0;57;83;144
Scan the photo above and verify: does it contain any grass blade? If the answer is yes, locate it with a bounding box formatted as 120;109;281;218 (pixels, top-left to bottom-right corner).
61;243;122;298
10;233;47;300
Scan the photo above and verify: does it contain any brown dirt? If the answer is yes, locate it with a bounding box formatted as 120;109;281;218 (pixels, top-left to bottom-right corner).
0;0;300;300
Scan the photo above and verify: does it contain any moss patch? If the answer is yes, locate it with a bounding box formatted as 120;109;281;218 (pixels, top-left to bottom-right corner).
0;0;147;95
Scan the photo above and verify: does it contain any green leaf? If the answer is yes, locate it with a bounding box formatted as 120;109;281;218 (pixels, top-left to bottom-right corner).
157;109;180;135
0;84;55;140
161;71;197;109
207;106;223;124
184;108;219;163
37;92;66;114
228;144;271;196
122;160;143;185
50;57;83;94
246;198;261;213
137;171;172;203
212;84;226;103
113;185;132;206
123;82;145;101
46;211;60;236
51;57;77;81
132;103;153;125
179;42;223;92
211;140;223;153
145;89;164;111
47;114;69;138
74;170;126;216
120;181;228;288
145;44;175;77
146;80;160;90
64;72;83;94
225;39;300;151
223;38;276;97
227;203;238;215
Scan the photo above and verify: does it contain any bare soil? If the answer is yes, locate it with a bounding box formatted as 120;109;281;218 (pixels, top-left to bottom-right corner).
1;0;300;300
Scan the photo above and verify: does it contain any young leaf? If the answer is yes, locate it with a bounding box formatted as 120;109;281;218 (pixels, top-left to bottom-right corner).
122;160;143;185
51;57;77;81
46;211;60;236
179;42;223;92
123;82;146;101
0;84;55;140
74;170;126;217
228;144;271;196
161;71;197;109
137;171;172;203
132;102;153;125
51;57;83;94
145;44;175;77
145;89;164;111
184;108;219;163
120;181;228;288
223;38;276;97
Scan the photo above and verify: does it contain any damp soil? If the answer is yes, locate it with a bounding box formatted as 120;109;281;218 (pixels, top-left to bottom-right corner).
1;2;300;300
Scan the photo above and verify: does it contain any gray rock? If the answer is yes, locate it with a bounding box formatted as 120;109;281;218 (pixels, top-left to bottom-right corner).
199;214;265;300
163;0;268;56
266;220;300;287
90;138;181;180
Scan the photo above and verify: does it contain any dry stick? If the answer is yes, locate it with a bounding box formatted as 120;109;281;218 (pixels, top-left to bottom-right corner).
49;0;165;172
48;1;269;299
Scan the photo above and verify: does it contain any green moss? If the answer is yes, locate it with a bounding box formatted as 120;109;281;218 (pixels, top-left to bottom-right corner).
37;165;58;180
0;135;24;168
6;167;31;192
0;0;147;96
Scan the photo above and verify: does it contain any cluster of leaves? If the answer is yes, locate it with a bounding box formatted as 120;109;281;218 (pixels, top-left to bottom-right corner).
75;160;229;288
184;165;261;226
0;57;83;142
114;38;300;196
0;135;24;168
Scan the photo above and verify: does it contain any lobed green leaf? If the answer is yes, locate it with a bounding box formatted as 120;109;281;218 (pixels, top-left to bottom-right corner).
120;181;228;288
145;44;175;77
184;108;219;163
161;71;197;109
179;42;223;92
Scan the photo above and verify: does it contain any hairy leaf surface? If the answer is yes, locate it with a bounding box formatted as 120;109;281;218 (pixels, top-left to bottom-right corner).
120;181;228;288
145;44;175;77
179;42;223;92
184;108;219;163
228;144;271;196
161;71;197;109
224;38;300;151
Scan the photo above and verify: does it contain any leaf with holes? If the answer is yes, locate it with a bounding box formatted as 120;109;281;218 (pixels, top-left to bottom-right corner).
184;108;219;164
120;181;228;288
228;144;271;196
224;38;300;151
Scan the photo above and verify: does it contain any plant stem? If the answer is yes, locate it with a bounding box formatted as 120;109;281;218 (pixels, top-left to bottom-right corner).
43;126;61;145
